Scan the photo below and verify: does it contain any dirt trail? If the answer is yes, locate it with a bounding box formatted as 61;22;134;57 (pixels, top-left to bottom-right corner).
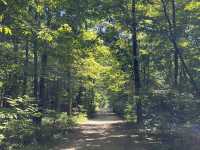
54;112;197;150
54;112;152;150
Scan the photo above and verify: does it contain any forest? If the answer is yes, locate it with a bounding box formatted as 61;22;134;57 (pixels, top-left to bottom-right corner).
0;0;200;150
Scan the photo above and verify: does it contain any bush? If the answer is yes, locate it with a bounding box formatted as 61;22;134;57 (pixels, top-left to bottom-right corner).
124;100;137;122
143;90;200;132
2;120;37;148
0;96;39;149
72;112;88;124
0;95;88;150
87;104;96;118
57;112;75;129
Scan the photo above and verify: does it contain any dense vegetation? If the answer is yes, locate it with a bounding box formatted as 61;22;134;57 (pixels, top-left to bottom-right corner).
0;0;200;149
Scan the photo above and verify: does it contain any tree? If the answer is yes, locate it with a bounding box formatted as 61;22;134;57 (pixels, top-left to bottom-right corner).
132;0;142;124
161;0;199;95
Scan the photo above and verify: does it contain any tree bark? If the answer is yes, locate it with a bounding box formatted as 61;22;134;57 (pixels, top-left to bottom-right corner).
172;0;179;88
39;6;51;110
32;35;41;125
132;0;142;124
11;36;19;97
33;36;38;99
23;39;29;95
39;52;48;107
67;69;72;116
33;6;41;125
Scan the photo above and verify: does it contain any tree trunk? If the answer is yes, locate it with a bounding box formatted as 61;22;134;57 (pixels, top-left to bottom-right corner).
11;36;19;97
161;0;199;95
33;37;38;99
39;6;51;111
67;70;72;116
39;52;48;107
33;35;41;125
13;37;18;64
172;0;179;88
132;0;142;124
23;39;29;95
33;7;40;125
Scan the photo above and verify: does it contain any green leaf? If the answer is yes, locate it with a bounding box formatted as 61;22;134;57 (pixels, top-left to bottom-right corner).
0;26;12;35
58;24;72;33
184;2;200;11
82;30;97;41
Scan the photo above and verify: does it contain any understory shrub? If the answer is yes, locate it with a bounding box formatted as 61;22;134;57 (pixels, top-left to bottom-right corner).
124;100;136;122
143;90;200;132
112;93;128;117
0;96;39;149
0;96;88;150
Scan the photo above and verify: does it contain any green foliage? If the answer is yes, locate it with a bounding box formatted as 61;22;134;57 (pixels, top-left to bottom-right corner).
37;25;56;43
0;96;39;149
82;30;98;41
72;112;88;124
1;0;200;149
56;112;75;128
0;96;39;120
143;90;200;132
58;24;72;33
1;105;87;149
184;2;200;11
124;100;137;122
3;120;36;145
0;26;12;35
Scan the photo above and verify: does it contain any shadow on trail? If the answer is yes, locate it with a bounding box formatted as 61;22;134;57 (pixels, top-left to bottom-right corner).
55;112;199;150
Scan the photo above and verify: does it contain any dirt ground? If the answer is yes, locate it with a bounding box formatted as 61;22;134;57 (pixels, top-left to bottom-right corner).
54;112;199;150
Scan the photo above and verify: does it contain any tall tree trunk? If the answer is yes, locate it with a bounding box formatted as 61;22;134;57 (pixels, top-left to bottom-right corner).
23;39;29;95
12;36;19;97
39;6;51;110
39;52;48;107
132;0;142;124
33;6;41;124
67;69;72;116
146;56;150;90
33;37;38;99
172;0;179;88
33;6;40;99
33;35;41;125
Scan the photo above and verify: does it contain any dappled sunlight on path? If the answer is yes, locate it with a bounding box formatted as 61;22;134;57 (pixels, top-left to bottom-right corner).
55;112;148;150
82;112;125;125
54;111;199;150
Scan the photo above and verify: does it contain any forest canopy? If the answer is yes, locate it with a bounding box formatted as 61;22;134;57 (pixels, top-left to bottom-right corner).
0;0;200;149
